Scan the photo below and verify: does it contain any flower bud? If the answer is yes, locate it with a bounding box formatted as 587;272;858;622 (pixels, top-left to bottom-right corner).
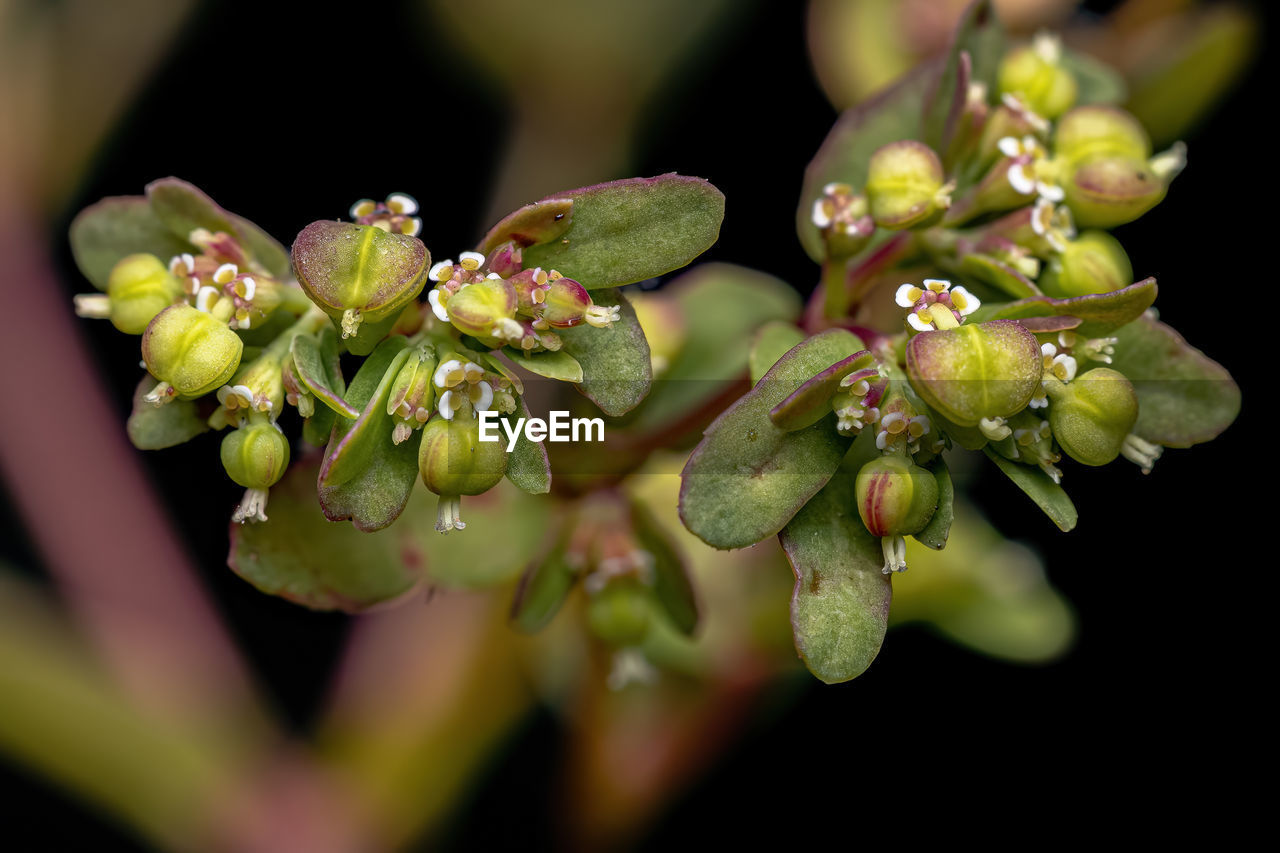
997;34;1077;120
1045;367;1138;466
291;220;429;350
585;577;652;647
865;141;952;230
991;410;1064;483
811;182;874;258
101;253;184;334
220;419;290;489
445;277;519;339
386;344;438;444
855;455;939;538
905;319;1042;427
418;416;508;498
1052;106;1179;228
1037;230;1132;297
141;304;244;398
538;276;593;328
508;267;550;314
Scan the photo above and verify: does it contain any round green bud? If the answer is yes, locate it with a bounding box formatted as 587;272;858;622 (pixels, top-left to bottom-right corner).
1061;156;1168;228
220;421;290;489
866;141;951;230
141;303;244;398
586;577;652;647
106;254;184;335
1054;106;1151;167
998;43;1077;120
1038;230;1133;297
418;416;508;497
1046;367;1138;466
291;220;429;350
445;278;518;338
539;277;593;328
855;455;939;538
905;319;1042;427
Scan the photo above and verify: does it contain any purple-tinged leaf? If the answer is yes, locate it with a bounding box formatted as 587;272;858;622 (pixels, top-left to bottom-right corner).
983;277;1158;338
769;350;873;431
679;329;862;550
749;321;807;385
477;197;574;254
520;174;724;290
912;459;954;550
557;288;652;416
292;327;358;419
958;252;1041;299
1108;314;1240;447
69;197;192;290
502;394;551;495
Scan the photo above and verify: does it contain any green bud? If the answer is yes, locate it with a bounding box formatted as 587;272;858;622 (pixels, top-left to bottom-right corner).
539;276;593;328
991;410;1064;483
220;420;290;490
585;577;652;647
1053;106;1180;228
905;319;1042;427
865;141;952;230
104;254;184;335
855;455;939;538
1038;230;1133;297
445;278;519;338
998;36;1077;120
1045;367;1138;466
291;220;429;350
418;416;508;498
141;303;244;399
386;344;438;444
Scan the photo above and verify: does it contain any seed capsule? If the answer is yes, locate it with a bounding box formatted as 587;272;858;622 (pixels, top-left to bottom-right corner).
997;35;1077;120
855;455;939;538
417;416;508;498
220;420;290;489
104;253;184;334
444;278;519;339
905;319;1042;427
865;141;952;230
586;577;652;647
1038;230;1133;297
1045;366;1139;466
141;304;244;399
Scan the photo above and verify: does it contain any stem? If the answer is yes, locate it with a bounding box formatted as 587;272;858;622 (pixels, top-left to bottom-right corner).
821;256;850;320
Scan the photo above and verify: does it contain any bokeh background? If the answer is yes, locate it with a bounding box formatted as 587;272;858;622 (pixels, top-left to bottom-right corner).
1;0;1266;848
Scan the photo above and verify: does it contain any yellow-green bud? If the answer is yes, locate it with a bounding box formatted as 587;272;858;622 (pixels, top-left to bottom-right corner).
141;304;244;398
998;37;1077;120
1054;106;1150;165
1045;367;1138;466
104;253;184;335
905;319;1042;427
220;420;290;489
539;277;593;328
1038;230;1133;297
855;455;938;538
445;278;519;338
417;416;508;498
866;141;952;230
586;577;652;647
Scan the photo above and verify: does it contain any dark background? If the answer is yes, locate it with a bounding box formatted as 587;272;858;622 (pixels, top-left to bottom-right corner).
3;0;1265;847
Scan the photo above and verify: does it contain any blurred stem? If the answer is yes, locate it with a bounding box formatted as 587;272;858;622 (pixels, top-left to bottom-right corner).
821;256;850;320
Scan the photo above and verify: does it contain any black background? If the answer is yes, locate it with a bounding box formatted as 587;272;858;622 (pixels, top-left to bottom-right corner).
3;0;1266;848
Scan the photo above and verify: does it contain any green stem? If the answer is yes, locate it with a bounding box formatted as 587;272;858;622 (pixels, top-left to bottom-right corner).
821;256;850;320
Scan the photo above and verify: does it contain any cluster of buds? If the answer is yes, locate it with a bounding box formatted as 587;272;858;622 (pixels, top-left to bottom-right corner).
426;247;620;351
349;192;423;237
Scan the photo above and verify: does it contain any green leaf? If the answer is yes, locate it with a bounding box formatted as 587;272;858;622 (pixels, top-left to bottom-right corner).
749;321;806;384
913;458;954;550
502;347;584;383
228;212;292;280
983;447;1077;532
1061;48;1127;106
630;499;698;636
770;349;872;431
679;329;862;549
69;197;192;290
292;329;359;419
520;175;724;290
628;264;801;432
780;431;891;684
303;407;337;448
1108;315;1240;447
318;337;419;532
477;197;574;254
502;395;551;494
981;277;1157;338
145;177;238;238
125;377;208;450
511;522;578;632
557;288;652;416
924;0;1003;150
227;457;422;611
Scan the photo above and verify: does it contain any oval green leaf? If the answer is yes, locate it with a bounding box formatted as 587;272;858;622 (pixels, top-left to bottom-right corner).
69;197;192;290
292;329;359;419
982;277;1157;338
983;446;1077;532
557;288;652;416
125;377;209;450
502;347;584;383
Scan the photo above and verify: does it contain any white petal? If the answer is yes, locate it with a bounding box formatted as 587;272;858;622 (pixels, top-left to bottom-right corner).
1037;182;1064;202
428;289;449;322
997;136;1022;157
1007;163;1035;195
386;193;418;215
429;260;453;281
459;251;485;270
895;283;921;307
1041;342;1057;357
811;199;832;228
213;263;238;285
437;390;456;420
195;286;221;312
923;278;950;292
470;381;493;413
907;312;932;332
949;286;980;315
433;359;463;388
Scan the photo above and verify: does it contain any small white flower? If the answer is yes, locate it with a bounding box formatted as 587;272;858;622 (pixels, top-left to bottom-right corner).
427;289;449;321
459;251;485;271
386;193;419;215
195;285;221;313
213;263;239;285
429;260;454;282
